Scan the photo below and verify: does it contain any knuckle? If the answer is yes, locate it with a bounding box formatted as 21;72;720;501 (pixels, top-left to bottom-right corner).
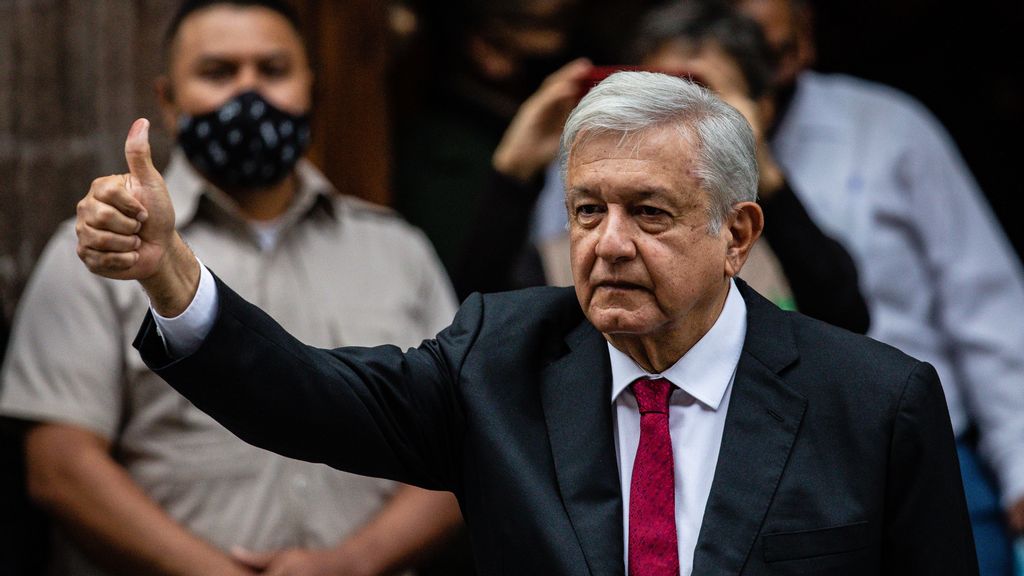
92;181;112;200
94;204;117;226
98;252;122;270
94;180;124;203
79;227;96;246
93;231;112;250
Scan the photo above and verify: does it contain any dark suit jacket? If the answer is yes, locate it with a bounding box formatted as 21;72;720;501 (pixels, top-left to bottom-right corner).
135;278;977;575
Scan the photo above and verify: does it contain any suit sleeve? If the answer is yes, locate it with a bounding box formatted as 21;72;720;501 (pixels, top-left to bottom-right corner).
134;275;483;494
882;361;978;575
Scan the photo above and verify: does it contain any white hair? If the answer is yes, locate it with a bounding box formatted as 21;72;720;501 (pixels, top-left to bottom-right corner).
559;71;757;232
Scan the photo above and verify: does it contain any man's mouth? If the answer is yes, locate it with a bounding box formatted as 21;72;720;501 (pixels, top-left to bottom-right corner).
595;281;645;292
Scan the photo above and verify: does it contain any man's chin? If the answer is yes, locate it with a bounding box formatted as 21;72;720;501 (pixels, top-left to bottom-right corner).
585;306;659;336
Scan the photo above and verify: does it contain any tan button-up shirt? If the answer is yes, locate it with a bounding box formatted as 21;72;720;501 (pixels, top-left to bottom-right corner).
0;151;457;575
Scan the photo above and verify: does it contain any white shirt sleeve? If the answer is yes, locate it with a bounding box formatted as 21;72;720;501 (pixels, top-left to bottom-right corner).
151;260;219;358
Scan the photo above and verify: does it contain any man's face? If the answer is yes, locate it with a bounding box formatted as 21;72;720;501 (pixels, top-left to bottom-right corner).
467;0;576;102
160;4;313;132
567;125;735;342
733;0;812;86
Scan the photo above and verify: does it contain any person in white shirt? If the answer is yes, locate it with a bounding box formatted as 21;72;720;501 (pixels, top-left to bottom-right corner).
0;2;463;575
728;1;1024;573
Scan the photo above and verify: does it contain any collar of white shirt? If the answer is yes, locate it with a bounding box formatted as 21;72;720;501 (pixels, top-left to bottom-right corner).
607;278;747;409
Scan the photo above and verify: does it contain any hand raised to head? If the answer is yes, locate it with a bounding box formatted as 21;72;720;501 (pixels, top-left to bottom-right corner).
493;58;593;183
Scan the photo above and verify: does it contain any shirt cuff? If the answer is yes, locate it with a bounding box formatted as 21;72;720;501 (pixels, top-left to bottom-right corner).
151;259;219;358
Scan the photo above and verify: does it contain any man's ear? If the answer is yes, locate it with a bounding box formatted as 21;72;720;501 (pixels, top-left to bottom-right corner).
724;201;763;278
154;76;179;135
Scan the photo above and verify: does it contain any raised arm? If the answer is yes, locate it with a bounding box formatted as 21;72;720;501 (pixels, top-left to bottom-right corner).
78;119;473;490
133;275;474;491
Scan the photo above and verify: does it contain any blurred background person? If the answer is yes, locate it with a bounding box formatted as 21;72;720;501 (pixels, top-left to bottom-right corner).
726;1;1024;574
0;2;462;575
460;2;869;335
391;0;584;276
1;287;50;576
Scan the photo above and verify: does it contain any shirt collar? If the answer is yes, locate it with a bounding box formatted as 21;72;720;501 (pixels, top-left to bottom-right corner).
164;148;337;230
608;278;747;410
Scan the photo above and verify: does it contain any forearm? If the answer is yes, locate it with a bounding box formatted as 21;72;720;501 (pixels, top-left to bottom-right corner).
25;423;250;576
138;277;470;489
329;485;463;575
140;232;201;318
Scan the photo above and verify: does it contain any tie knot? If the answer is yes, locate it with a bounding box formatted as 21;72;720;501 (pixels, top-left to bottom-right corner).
632;377;674;414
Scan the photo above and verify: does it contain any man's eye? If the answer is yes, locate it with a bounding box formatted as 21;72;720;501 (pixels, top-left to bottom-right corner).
199;66;234;81
576;204;603;216
260;62;291;78
636;206;666;217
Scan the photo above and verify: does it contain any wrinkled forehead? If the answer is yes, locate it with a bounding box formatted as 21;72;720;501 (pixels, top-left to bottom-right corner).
565;124;706;204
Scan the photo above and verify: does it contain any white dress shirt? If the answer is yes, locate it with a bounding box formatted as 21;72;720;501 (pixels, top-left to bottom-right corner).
156;273;747;576
153;259;220;357
609;279;746;576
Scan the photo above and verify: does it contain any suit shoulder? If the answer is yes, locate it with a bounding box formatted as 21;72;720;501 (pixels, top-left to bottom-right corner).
787;310;923;383
442;287;586;374
471;286;583;339
478;285;580;316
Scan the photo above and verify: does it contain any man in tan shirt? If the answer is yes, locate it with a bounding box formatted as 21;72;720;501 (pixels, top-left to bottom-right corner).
0;2;462;575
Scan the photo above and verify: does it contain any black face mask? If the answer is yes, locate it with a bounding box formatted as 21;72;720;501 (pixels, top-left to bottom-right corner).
177;91;311;190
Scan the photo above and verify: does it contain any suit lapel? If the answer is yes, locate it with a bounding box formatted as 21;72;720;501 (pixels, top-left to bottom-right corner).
693;282;807;574
541;320;625;576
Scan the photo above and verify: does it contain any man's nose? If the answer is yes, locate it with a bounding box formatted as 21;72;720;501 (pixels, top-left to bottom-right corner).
594;210;637;262
234;65;262;93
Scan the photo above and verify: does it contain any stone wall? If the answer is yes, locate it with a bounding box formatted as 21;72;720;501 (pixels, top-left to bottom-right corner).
0;0;390;324
0;1;171;321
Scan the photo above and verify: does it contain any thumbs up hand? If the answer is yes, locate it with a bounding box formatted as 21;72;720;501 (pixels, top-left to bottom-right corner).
77;119;199;316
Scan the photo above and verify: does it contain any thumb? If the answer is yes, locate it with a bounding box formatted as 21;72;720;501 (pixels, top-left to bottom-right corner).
124;118;160;186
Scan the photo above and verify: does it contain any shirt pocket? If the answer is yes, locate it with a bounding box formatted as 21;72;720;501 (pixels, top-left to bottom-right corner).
762;521;870;563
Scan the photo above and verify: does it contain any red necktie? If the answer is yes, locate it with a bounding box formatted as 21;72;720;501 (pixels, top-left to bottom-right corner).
629;377;679;576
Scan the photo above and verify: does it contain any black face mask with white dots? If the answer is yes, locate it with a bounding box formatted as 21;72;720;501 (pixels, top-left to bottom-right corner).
177;91;311;191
